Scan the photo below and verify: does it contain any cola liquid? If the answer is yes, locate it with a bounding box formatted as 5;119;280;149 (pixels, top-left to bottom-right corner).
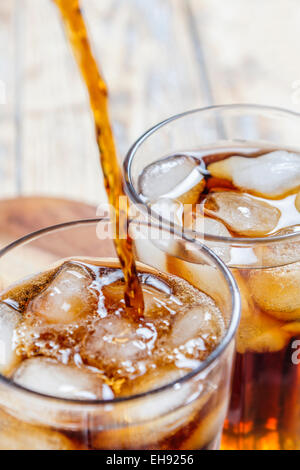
138;146;300;449
0;259;230;450
54;0;144;316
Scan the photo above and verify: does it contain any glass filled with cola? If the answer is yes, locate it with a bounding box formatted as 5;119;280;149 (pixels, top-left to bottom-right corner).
124;104;300;450
0;218;239;450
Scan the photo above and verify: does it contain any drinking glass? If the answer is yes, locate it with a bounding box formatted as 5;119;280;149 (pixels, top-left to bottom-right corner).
0;218;240;450
124;104;300;450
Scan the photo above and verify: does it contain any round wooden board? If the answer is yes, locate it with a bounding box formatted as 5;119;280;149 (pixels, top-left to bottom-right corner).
0;196;115;257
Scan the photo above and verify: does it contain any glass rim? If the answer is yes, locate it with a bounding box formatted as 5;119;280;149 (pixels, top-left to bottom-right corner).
0;217;240;405
123;103;300;247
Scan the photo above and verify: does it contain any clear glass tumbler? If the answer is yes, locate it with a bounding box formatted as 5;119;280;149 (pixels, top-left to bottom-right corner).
124;104;300;450
0;218;240;450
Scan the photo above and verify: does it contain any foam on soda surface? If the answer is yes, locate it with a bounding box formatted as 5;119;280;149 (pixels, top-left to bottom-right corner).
0;260;224;399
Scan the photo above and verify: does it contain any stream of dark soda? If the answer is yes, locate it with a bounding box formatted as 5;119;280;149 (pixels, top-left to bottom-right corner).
53;0;144;319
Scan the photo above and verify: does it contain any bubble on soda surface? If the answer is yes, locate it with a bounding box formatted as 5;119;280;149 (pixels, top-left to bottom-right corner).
0;302;22;374
248;263;300;321
203;191;281;236
13;357;112;400
207;151;300;198
138;154;205;204
28;261;98;324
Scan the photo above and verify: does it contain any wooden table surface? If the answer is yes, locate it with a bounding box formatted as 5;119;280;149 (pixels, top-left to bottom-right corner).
1;0;300;207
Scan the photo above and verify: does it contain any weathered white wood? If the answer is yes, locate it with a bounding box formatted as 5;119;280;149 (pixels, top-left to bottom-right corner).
83;0;208;152
188;0;300;110
8;0;299;205
20;0;104;204
2;0;207;205
0;1;17;197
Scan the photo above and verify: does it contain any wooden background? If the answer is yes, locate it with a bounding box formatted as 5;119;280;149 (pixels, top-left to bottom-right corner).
1;0;300;207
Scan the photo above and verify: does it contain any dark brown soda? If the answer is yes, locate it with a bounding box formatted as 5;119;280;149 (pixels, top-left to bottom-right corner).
222;338;300;450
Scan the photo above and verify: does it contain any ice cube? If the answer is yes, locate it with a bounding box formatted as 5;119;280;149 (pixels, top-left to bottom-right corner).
129;216;168;272
230;270;291;353
181;400;228;450
95;367;201;447
28;263;97;323
167;256;231;310
0;303;21;375
130;199;182;271
248;263;300;321
83;316;154;373
150;198;183;226
171;306;223;349
236;307;290;354
203;216;231;238
190;212;232;263
256;225;300;266
204;191;280;236
139;155;205;204
13;357;109;400
133;236;168;272
124;366;187;396
94;366;214;449
0;407;75;450
208;151;300;198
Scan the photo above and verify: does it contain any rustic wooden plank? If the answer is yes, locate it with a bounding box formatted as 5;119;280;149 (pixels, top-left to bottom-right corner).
0;197;113;288
0;197;96;245
188;0;300;110
0;1;17;197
